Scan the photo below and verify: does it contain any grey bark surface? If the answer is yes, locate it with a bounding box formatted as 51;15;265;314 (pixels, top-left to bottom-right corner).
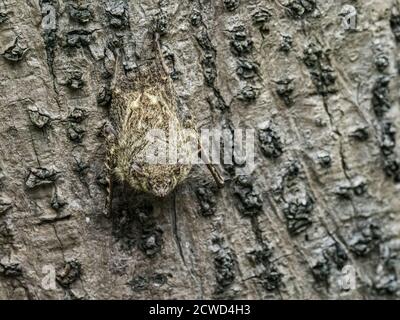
0;0;400;299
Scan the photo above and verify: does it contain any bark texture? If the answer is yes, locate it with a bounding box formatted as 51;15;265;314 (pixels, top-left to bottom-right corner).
0;0;400;299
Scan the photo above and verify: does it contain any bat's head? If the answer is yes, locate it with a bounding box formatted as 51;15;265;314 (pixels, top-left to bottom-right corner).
115;161;191;198
147;175;175;198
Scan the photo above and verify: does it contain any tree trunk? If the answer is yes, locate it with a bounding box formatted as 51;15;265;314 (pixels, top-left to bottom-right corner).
0;0;399;299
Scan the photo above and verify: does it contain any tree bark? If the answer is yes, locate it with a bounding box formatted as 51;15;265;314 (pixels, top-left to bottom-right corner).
0;0;399;299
